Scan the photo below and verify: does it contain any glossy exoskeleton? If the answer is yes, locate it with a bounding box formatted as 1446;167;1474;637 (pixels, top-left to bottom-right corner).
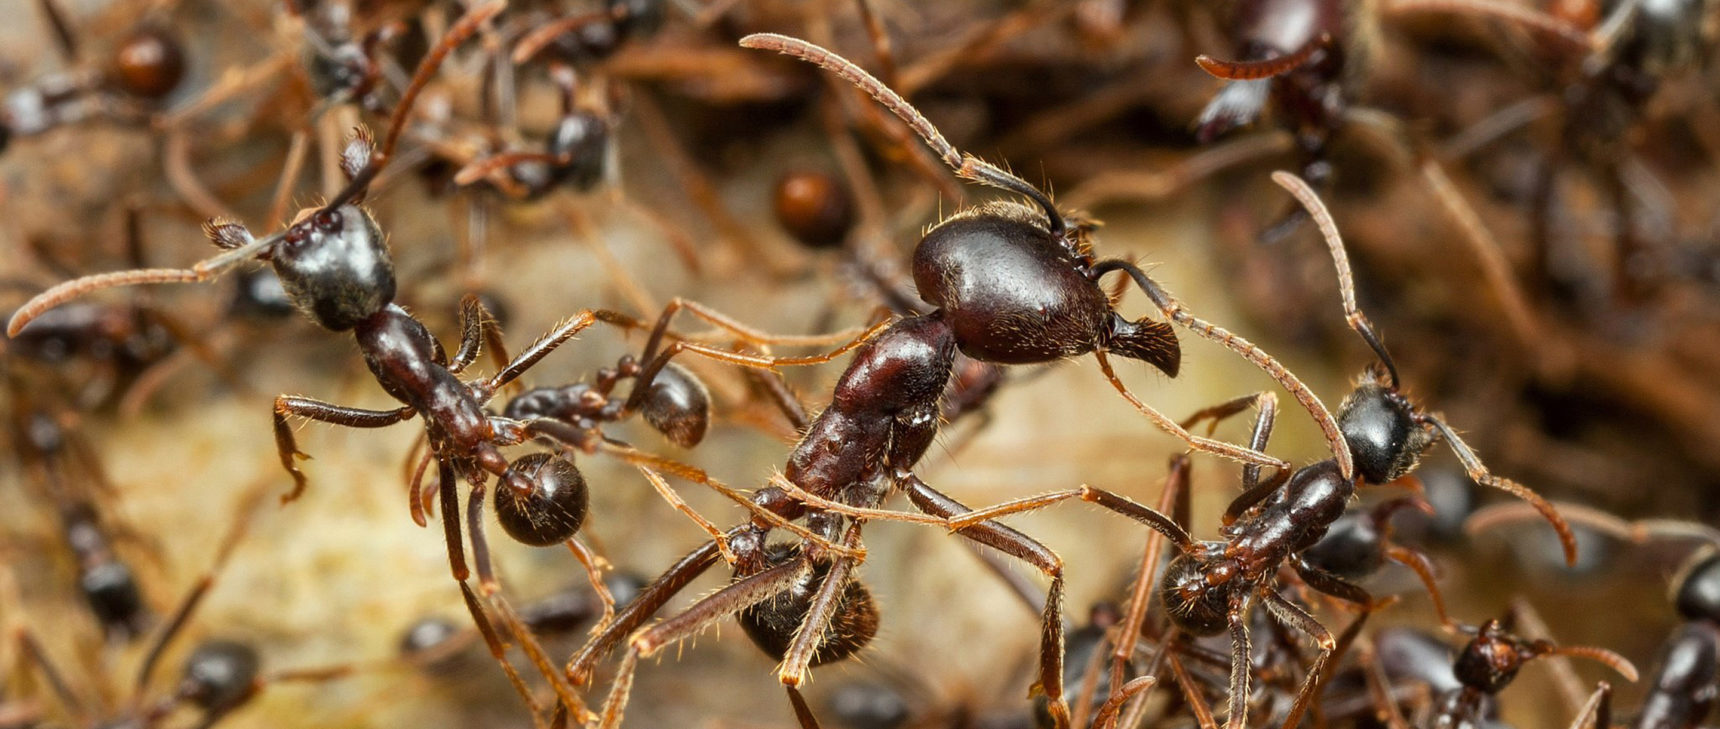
1568;550;1720;728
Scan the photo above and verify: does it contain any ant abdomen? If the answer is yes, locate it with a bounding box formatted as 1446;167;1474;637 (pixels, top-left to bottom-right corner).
1337;382;1430;485
737;545;879;666
1159;552;1231;637
774;170;855;250
635;362;709;449
495;453;589;546
271;205;395;332
110;26;186;100
180;639;261;713
912;203;1109;365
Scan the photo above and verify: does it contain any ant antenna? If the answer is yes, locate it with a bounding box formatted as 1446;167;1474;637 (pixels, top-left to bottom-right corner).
1195;33;1330;81
3;0;504;338
739;33;1066;240
1271;171;1401;390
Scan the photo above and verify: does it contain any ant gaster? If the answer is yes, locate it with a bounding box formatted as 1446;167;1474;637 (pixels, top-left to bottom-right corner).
3;4;613;722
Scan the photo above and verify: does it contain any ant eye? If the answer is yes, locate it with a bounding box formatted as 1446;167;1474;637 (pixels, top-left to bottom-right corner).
315;210;343;232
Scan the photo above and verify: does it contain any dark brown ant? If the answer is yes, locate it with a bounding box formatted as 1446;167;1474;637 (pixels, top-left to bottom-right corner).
558;33;1365;729
0;0;185;155
5;383;150;642
3;484;356;729
510;0;667;70
1391;0;1715;302
2;5;614;723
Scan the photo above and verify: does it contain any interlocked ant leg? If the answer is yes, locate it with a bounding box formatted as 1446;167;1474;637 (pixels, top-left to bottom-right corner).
1063;133;1295;210
595;546;821;729
1261;589;1340;729
272;398;414;502
565;537;729;686
457;581;551;729
1092;351;1292;475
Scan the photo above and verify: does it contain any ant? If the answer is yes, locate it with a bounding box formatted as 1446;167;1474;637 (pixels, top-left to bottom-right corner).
1392;0;1716;303
3;4;619;722
5;378;152;642
563;31;1371;729
1;0;185;155
2;482;357;729
1363;610;1636;729
926;171;1578;729
1467;505;1720;727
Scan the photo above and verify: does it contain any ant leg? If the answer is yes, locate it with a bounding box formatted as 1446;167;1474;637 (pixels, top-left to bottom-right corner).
1568;682;1611;729
1260;589;1336;729
1164;649;1221;729
786;684;824;729
1092;351;1290;473
565;538;618;631
14;630;85;719
1112;456;1191;700
1095;257;1349;479
272;397;413;502
778;525;866;686
1355;638;1413;729
635;465;739;564
1387;0;1592;50
1422;414;1578;566
456;582;552;729
901;476;1071;729
565;538;726;685
437;462;467;582
744;368;810;433
596;554;816;729
450;293;503;374
1091;676;1156;729
134;483;268;696
481;311;599;395
1383;546;1458;629
1221;596;1256;729
639;297;889;362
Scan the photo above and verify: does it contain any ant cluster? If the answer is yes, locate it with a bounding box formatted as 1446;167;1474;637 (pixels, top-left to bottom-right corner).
1;1;1717;729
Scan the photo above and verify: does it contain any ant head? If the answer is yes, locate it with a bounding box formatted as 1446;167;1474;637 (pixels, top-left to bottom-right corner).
773;169;855;250
1336;381;1430;484
737;543;879;666
179;639;261;714
546;110;610;192
1159;552;1231;637
634;362;710;449
111;26;186;100
1673;549;1720;623
494;453;589;546
267;204;396;332
1452;619;1531;694
306;36;374;101
81;561;146;636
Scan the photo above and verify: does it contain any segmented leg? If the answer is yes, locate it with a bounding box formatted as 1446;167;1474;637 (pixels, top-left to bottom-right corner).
271;397;413;502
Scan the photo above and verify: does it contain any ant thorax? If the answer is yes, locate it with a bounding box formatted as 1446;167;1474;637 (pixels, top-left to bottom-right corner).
911;200;1107;364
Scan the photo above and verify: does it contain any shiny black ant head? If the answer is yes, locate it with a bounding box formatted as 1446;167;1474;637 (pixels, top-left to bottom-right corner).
1674;550;1720;623
1453;620;1532;695
179;639;261;714
1337;380;1432;484
307;40;373;101
737;543;879;666
1648;623;1720;701
81;561;147;636
635;362;710;448
547;110;610;192
774;169;855;250
1159;551;1231;637
1300;511;1384;580
494;453;589;546
264;205;396;332
111;26;187;100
